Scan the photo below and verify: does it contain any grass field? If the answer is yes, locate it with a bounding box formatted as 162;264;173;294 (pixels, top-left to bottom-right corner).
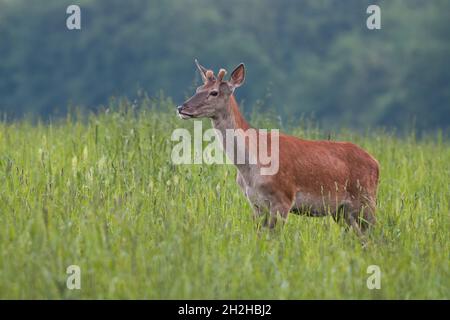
0;98;448;299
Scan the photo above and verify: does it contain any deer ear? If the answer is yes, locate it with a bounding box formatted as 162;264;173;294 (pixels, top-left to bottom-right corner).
229;63;245;89
195;59;208;83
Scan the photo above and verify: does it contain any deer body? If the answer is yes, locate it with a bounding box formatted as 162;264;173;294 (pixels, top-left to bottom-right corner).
178;61;379;234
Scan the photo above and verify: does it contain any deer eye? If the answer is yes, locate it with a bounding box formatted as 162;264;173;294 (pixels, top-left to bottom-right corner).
209;90;218;97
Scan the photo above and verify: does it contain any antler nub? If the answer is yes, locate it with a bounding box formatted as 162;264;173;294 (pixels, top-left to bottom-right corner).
205;70;215;82
217;68;227;82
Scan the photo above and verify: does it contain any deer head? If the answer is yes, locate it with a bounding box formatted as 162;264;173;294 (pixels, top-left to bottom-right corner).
177;59;245;119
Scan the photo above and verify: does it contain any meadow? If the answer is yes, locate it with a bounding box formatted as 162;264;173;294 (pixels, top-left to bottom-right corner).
0;97;448;299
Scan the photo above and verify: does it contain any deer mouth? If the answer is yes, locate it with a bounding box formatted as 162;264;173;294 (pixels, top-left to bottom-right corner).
178;110;194;119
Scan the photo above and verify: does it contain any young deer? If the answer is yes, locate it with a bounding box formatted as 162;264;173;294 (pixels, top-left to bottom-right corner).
177;60;379;236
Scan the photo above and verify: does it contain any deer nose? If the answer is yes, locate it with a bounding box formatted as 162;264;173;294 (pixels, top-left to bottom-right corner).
177;105;183;112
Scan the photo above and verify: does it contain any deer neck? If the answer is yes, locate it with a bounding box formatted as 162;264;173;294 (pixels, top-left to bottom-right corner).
212;95;250;132
211;95;255;176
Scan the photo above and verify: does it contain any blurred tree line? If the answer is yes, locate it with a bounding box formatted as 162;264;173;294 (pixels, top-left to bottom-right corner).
0;0;449;131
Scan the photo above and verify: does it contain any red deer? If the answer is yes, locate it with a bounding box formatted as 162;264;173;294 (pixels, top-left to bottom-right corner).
177;60;379;236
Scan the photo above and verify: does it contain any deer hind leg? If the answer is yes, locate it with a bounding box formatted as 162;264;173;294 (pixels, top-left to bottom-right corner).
334;203;364;237
335;201;377;237
359;201;377;233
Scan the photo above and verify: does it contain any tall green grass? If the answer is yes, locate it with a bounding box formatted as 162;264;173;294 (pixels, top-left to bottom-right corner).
0;97;448;299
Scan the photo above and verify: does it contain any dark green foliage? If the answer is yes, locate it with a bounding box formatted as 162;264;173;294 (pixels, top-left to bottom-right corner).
0;0;449;131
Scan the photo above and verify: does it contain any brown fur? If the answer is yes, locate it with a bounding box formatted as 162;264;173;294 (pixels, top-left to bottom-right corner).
178;62;379;235
229;95;379;233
